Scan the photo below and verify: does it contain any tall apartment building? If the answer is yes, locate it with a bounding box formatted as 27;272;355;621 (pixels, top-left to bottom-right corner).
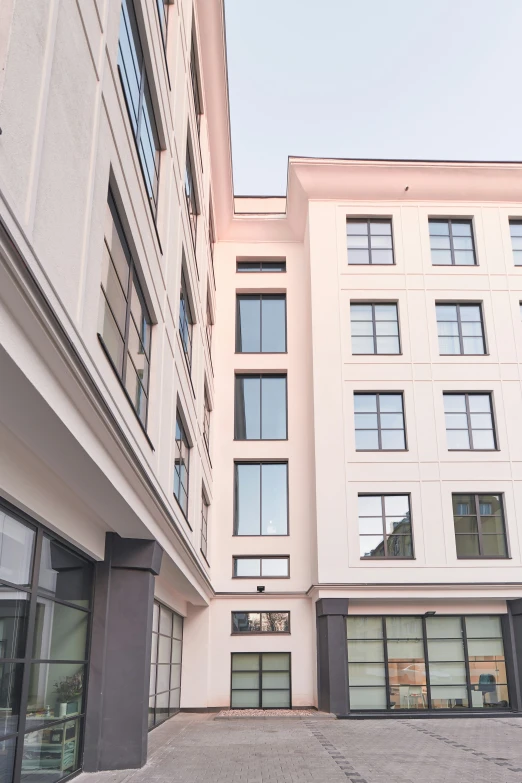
1;1;522;781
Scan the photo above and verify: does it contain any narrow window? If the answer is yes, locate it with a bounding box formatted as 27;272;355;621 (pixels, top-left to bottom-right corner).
429;219;476;265
203;387;211;452
206;290;213;354
235;375;287;440
436;303;485;355
156;0;168;49
174;413;190;517
350;303;400;355
346;219;394;265
444;393;496;450
453;494;507;558
190;33;203;134
201;492;209;559
118;0;161;215
354;393;406;451
149;601;183;728
185;144;198;248
233;557;290;578
358;495;413;559
99;192;152;426
510;220;522;266
234;462;288;536
208;198;216;286
179;268;194;370
236;259;286;273
232;612;290;634
236;295;286;353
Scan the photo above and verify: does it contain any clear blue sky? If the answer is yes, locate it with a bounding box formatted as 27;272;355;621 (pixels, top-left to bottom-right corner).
224;0;522;195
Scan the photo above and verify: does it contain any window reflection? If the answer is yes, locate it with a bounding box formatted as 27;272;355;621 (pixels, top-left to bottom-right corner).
0;513;35;587
234;463;288;536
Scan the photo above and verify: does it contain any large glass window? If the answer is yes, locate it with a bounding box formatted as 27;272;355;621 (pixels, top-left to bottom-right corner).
510;220;522;266
99;193;152;427
429;219;476;265
149;602;183;730
0;501;93;782
444;393;496;450
179;268;194;371
200;493;209;560
232;612;290;634
185;146;198;248
231;653;290;709
436;303;485;355
346;219;394;265
350;303;400;355
452;494;507;558
347;615;508;711
358;495;413;559
156;0;168;49
118;0;160;215
189;34;202;134
234;463;288;536
354;393;406;451
173;413;190;517
236;295;286;353
234;375;287;440
203;388;211;453
233;557;289;578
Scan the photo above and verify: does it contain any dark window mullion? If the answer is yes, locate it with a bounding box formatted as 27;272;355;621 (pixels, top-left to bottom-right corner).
465;394;474;450
381;495;388;558
449;221;456;265
421;616;432;709
259;376;263;441
476;494;484;556
376;394;382;450
367;220;372;265
259;294;263;353
12;528;44;782
461;617;473;708
372;304;377;354
456;305;464;355
383;617;391;708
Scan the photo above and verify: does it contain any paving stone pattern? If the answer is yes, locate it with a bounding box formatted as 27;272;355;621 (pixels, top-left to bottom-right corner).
76;714;522;783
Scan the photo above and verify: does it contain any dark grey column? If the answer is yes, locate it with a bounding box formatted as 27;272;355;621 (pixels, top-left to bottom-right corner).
83;533;163;771
503;600;522;713
316;598;349;715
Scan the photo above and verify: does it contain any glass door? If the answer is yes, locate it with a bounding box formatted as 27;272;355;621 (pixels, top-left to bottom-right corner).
231;653;291;708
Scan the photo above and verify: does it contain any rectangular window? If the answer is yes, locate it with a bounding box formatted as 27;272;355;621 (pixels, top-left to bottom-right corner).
235;375;287;440
358;495;413;559
429;219;476;265
346;219;394;265
233;557;290;578
234;462;288;536
347;615;509;711
231;652;291;709
206;291;213;353
444;393;496;450
156;0;168;48
453;494;507;558
354;393;406;450
436;303;486;355
232;612;290;634
208;198;216;286
173;413;190;517
118;0;161;215
190;34;202;134
201;493;209;559
236;295;286;353
236;259;286;273
99;192;152;427
179;268;193;370
510;220;522;266
185;145;198;248
149;601;183;729
203;388;211;452
350;303;400;355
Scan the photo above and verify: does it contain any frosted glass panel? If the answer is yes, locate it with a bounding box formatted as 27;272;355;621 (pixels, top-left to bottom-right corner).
231;690;259;708
427;640;465;661
262;653;290;671
430;686;468;709
262;672;290;689
467;639;504;657
465;616;502;638
232;672;259;690
262;690;290;708
349;687;386;710
347;640;384;662
348;663;385;686
386;617;422;639
387;640;424;660
346;617;383;639
232;654;259;671
429;662;467;685
426;617;462;638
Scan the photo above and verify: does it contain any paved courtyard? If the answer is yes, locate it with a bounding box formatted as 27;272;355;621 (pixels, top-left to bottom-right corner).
77;713;522;783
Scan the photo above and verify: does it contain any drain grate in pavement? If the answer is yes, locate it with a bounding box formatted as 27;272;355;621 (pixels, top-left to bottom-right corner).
304;722;368;782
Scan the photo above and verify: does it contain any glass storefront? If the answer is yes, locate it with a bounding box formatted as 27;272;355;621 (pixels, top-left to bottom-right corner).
149;602;183;729
347;615;509;711
0;500;93;783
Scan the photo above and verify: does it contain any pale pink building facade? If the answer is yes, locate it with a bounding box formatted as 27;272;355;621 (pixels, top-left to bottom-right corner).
0;0;522;780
